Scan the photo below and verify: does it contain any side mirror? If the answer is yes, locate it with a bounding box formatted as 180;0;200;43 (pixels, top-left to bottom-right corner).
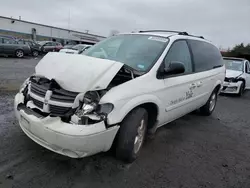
164;61;185;75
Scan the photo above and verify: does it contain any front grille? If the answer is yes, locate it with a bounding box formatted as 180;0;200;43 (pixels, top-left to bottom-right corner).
224;77;235;82
28;78;79;116
51;89;78;103
50;105;72;115
30;82;48;97
222;86;228;91
30;96;43;109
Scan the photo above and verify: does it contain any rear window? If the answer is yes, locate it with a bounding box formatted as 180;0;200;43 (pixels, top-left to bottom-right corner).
188;40;223;72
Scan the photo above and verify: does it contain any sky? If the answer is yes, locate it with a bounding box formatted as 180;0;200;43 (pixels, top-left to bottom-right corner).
0;0;249;48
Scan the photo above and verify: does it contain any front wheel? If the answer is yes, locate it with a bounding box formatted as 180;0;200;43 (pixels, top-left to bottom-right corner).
200;90;218;116
115;108;148;163
237;82;245;97
16;50;24;58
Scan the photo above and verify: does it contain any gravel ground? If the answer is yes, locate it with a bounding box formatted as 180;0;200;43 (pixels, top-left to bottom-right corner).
0;58;250;188
0;57;40;91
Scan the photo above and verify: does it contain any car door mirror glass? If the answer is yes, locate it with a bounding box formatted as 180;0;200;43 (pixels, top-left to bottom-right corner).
164;61;185;75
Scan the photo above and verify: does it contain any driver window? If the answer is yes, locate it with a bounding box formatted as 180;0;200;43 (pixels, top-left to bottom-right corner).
164;40;192;74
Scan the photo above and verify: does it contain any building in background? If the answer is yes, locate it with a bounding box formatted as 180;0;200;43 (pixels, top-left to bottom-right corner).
0;16;106;45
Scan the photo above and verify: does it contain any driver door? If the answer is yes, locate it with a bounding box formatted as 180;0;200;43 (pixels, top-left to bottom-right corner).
159;40;200;124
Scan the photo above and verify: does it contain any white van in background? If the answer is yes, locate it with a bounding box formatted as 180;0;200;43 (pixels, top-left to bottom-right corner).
59;44;92;54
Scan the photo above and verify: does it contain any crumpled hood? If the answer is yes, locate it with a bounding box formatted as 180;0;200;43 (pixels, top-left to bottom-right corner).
35;53;123;92
226;69;243;78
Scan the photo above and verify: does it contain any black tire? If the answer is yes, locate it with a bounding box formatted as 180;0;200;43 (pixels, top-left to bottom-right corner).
115;108;148;163
200;89;218;116
237;82;245;97
15;49;24;58
32;50;39;57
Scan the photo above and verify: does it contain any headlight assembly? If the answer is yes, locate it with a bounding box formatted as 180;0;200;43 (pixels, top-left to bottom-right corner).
97;103;114;114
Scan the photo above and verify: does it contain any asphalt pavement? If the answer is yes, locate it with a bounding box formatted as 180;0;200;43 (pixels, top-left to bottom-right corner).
0;57;250;188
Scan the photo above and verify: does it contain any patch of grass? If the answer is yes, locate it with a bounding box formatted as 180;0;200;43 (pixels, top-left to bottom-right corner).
0;84;19;92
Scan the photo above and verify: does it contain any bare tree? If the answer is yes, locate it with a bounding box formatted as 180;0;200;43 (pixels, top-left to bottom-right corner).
109;30;119;36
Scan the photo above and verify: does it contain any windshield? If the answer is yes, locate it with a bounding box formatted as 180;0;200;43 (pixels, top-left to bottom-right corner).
224;59;244;71
72;44;86;50
84;34;169;72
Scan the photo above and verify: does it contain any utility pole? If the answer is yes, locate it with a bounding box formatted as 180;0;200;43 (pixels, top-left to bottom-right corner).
68;8;71;31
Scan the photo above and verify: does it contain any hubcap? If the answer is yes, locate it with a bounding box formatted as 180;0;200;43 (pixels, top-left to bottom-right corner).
16;51;23;57
134;119;146;154
209;93;216;112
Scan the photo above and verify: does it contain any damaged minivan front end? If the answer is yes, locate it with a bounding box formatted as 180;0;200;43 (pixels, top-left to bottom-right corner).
14;53;135;158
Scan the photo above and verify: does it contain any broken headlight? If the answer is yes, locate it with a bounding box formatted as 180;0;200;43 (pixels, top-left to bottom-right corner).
75;103;114;117
75;102;98;117
75;91;113;116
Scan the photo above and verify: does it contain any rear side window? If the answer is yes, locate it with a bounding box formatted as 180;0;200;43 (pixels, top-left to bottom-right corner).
188;40;223;72
3;38;16;44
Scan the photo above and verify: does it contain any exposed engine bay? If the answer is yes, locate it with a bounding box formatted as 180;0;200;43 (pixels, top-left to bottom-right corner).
19;66;140;126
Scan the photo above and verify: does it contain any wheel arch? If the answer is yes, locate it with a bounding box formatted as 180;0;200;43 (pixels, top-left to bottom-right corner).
213;80;222;94
237;78;246;88
107;94;161;128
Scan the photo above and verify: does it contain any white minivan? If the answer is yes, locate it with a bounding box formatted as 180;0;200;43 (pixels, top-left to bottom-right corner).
221;57;250;96
14;30;225;162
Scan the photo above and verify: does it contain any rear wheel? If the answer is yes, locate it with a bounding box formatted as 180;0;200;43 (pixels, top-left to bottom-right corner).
16;50;24;58
115;108;148;163
32;50;39;57
200;89;218;116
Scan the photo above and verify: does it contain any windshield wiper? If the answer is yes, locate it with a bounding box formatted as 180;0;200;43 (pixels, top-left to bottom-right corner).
123;64;145;77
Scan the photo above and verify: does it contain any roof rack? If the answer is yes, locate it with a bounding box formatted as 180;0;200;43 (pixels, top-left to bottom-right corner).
139;30;188;35
138;30;204;39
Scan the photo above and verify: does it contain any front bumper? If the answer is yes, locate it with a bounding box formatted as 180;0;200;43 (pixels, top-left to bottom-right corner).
221;81;242;94
14;93;119;158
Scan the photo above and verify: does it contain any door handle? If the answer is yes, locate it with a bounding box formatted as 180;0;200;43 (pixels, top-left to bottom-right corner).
196;81;203;87
189;83;196;89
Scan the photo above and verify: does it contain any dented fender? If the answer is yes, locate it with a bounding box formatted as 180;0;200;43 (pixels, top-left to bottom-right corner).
105;94;162;125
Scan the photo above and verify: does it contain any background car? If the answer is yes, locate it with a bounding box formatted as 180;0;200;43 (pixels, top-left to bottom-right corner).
221;57;250;96
59;44;92;54
17;39;41;57
0;36;31;58
62;44;75;49
38;41;63;53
